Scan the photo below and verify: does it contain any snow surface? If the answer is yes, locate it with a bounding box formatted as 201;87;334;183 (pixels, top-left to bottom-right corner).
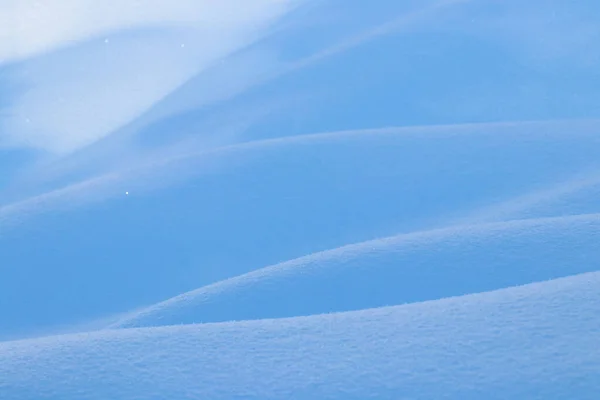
109;212;600;328
1;272;599;399
1;0;600;398
3;122;600;336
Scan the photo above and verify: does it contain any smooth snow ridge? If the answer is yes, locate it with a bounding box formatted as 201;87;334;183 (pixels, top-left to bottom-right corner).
112;212;600;328
2;0;600;396
1;272;599;400
2;120;600;336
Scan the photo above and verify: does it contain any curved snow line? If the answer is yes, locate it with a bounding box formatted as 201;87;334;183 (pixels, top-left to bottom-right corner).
141;118;600;163
3;118;600;221
4;270;599;398
450;166;600;224
5;269;599;344
111;212;600;328
52;0;464;157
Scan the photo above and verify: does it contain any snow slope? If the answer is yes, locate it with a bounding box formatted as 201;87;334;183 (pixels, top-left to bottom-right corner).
1;272;599;399
2;121;600;337
1;0;600;398
111;213;600;328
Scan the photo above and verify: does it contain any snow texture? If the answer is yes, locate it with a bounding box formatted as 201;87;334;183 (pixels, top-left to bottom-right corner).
1;0;600;398
1;272;599;399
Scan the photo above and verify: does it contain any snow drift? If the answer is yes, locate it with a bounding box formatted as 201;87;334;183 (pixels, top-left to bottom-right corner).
1;272;599;399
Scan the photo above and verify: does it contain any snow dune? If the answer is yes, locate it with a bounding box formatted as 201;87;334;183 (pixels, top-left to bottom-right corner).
2;1;600;397
2;121;600;337
1;271;599;399
112;213;600;328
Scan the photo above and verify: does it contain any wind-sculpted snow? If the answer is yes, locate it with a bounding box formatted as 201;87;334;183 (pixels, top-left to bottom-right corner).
2;0;600;398
1;272;599;399
2;121;600;337
112;213;600;328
